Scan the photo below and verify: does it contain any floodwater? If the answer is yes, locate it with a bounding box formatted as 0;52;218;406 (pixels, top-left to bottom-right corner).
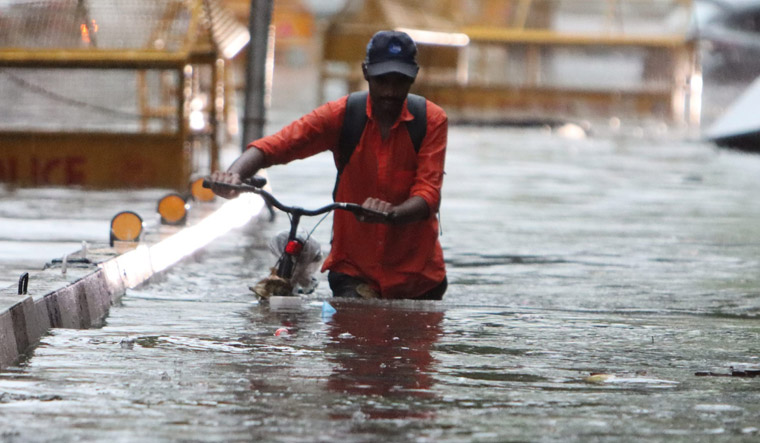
1;123;759;442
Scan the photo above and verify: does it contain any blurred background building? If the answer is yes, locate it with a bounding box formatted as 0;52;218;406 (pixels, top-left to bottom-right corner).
0;0;248;189
1;0;758;189
233;0;702;126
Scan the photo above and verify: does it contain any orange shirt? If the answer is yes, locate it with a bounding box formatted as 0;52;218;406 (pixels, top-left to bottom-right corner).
250;94;447;299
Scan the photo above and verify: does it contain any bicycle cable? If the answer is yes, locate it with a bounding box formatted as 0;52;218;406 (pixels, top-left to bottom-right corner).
305;211;331;244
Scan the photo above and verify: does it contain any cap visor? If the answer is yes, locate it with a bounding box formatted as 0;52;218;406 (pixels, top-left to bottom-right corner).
366;60;418;79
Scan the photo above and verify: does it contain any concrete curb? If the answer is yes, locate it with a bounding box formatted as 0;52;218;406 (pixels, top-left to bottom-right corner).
0;193;264;368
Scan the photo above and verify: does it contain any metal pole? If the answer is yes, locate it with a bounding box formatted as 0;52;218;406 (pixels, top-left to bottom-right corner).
242;0;274;152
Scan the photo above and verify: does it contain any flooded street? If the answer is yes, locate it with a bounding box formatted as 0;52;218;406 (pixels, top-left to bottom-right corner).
1;124;760;441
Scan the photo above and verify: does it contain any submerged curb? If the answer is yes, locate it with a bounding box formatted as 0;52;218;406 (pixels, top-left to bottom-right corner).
0;194;265;368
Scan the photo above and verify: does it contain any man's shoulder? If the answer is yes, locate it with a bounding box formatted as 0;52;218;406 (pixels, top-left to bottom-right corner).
309;95;350;123
320;94;350;111
420;96;447;125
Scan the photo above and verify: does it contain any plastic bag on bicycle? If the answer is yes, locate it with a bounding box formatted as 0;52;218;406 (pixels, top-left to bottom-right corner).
269;230;323;293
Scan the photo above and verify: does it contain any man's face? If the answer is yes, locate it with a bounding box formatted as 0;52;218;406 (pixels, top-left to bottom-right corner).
364;71;414;117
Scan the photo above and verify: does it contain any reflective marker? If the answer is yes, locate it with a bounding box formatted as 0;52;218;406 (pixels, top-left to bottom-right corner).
110;211;143;246
157;193;188;225
191;177;216;202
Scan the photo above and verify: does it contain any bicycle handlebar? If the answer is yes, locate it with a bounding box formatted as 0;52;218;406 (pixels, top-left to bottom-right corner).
202;178;391;220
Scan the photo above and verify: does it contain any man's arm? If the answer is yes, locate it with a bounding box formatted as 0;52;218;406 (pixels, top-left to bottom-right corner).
360;196;429;224
227;146;267;179
209;147;266;199
390;196;430;223
209;99;346;199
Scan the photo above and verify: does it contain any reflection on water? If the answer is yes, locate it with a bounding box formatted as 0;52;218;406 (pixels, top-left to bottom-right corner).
325;301;443;420
1;127;760;441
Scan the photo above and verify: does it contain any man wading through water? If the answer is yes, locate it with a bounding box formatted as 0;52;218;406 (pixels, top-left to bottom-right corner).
209;30;448;300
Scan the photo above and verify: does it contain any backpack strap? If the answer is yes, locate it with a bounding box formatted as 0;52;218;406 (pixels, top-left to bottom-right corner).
405;93;427;154
336;91;369;175
333;91;428;200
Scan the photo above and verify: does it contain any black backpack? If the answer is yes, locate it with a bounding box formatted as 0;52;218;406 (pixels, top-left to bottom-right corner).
333;91;427;199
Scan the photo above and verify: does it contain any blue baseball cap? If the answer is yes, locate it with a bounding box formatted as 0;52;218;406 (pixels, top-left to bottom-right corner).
364;30;419;79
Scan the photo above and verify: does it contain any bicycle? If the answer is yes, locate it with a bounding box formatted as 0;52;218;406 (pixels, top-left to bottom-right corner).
203;176;390;300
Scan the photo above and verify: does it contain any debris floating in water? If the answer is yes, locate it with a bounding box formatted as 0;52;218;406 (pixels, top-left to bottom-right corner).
585;373;615;383
583;371;678;386
321;301;337;319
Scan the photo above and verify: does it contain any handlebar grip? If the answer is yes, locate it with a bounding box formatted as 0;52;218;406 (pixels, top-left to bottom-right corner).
202;175;267;189
343;203;392;221
361;207;390;219
244;176;268;188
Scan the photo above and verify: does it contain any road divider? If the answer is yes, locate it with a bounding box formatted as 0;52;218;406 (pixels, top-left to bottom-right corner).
0;192;265;368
